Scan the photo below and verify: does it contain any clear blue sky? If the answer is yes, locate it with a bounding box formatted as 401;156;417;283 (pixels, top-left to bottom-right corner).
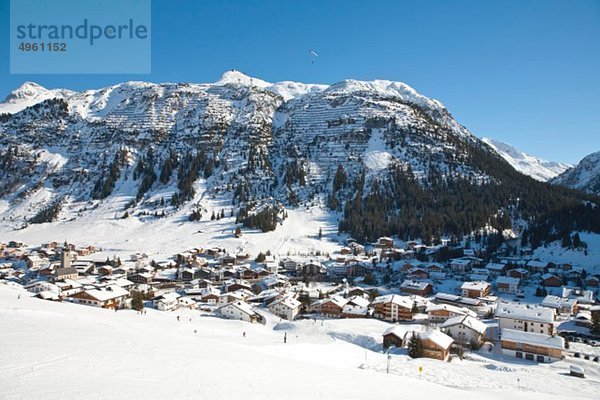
1;0;598;164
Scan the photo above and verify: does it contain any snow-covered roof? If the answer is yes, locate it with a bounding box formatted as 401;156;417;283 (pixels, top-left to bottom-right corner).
270;296;301;310
426;303;476;317
441;315;487;334
420;330;453;349
501;329;564;350
84;285;129;302
485;263;505;271
460;281;490;291
383;325;410;340
371;294;414;308
496;276;520;285
496;302;555;323
541;295;576;309
400;280;431;291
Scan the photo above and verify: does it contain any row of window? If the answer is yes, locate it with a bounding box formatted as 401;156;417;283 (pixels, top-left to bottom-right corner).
515;352;545;362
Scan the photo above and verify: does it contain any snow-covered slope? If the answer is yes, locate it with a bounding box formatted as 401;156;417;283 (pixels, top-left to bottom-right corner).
552;151;600;194
1;284;596;400
482;138;571;182
0;82;74;115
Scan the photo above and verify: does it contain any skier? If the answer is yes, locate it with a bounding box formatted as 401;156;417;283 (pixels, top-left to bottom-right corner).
284;333;287;344
243;331;246;338
177;315;180;322
194;329;197;335
17;294;20;300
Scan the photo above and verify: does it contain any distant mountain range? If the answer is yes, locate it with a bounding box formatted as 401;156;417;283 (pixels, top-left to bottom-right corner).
481;138;571;182
552;151;600;195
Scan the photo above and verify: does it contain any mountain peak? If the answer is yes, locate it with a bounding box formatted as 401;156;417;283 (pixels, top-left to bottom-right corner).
217;70;270;88
5;82;50;103
482;137;571;182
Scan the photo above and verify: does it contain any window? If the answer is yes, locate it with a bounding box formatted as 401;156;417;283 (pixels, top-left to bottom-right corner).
516;352;523;359
536;355;544;362
525;354;534;361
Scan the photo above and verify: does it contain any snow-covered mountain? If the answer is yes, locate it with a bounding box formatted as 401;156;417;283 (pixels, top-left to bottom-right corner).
552;151;600;195
482;138;571;182
1;71;596;246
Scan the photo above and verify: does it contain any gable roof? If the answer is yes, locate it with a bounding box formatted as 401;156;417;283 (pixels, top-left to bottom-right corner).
420;330;453;349
441;315;487;334
501;328;564;350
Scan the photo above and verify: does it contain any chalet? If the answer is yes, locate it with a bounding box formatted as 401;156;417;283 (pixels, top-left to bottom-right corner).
420;330;454;361
574;311;592;327
435;293;482;310
25;255;47;270
341;296;370;318
320;296;348;317
97;265;113;276
346;286;369;298
69;285;129;309
153;292;181;311
400;280;432;296
54;267;79;282
268;296;301;320
485;262;506;277
562;287;594;304
541;274;562;288
376;237;394;248
541;295;578;315
128;272;154;285
496;302;555;335
199;287;221;304
426;263;445;274
460;281;490;298
507;268;529;280
426;304;476;324
449;258;472;273
371;294;415;322
496;276;520;294
218;291;247;305
217;301;262;323
500;329;564;362
347;263;370;278
301;261;324;277
340;247;352;255
225;280;253;293
527;260;549;273
406;267;429;280
382;326;410;349
220;254;237;267
178;267;203;282
440;315;487;347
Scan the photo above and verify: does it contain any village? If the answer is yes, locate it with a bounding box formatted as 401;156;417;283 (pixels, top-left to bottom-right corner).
1;235;599;376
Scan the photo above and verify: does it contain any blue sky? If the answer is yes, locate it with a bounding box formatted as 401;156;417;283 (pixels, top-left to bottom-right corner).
1;0;598;164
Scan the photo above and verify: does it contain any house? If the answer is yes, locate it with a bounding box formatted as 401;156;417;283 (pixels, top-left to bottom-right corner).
320;296;348;317
419;330;454;361
460;281;490;298
54;267;79;282
128;272;154;284
269;296;301;321
97;265;113;276
586;276;599;287
507;268;529;280
199;287;221;304
527;260;549;273
496;302;555;335
500;329;564;362
382;326;411;349
541;274;562;287
68;285;129;308
153;292;181;311
426;304;476;324
341;296;370;318
485;262;507;277
24;255;47;270
406;268;429;280
449;258;472;273
400;280;432;296
496;276;520;294
541;295;578;315
371;294;415;322
217;301;262;323
440;315;487;347
376;237;394;248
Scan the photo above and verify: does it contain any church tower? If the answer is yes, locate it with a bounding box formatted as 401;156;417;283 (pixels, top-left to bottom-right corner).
61;241;72;269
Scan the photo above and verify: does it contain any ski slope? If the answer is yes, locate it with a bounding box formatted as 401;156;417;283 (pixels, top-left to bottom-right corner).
1;284;597;400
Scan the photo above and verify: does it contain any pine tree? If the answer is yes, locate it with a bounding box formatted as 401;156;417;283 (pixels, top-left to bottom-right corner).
408;333;423;358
